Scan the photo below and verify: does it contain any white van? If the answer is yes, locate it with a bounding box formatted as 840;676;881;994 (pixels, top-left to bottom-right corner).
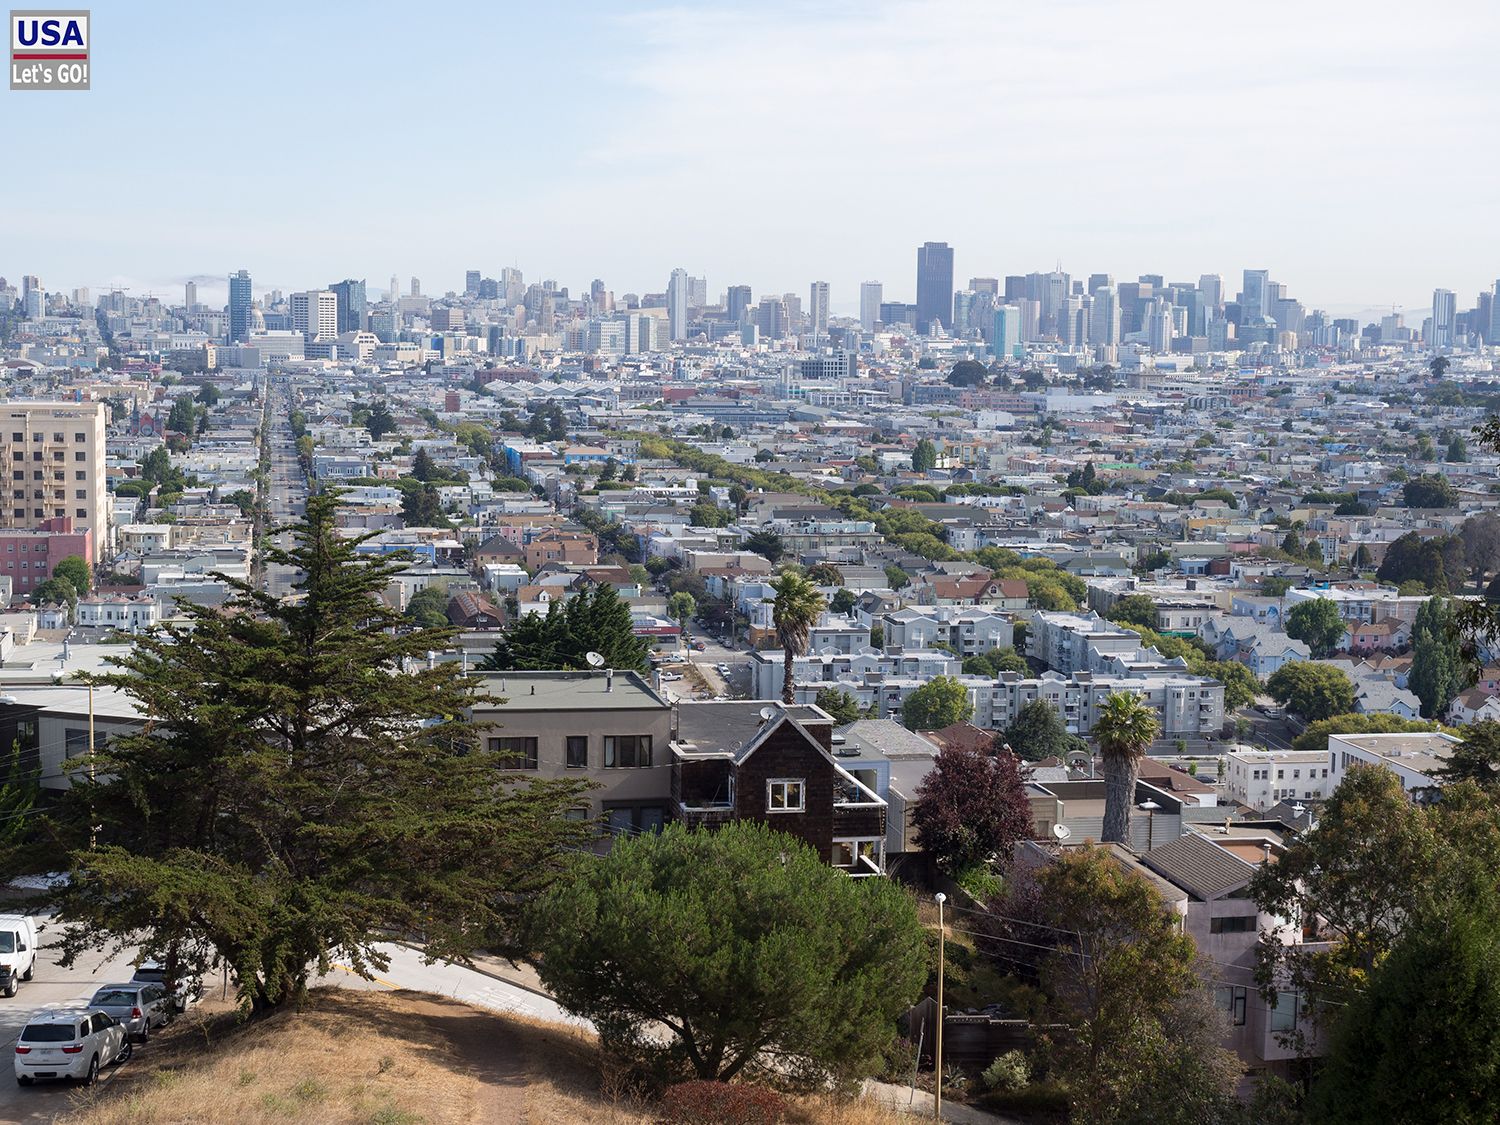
0;917;39;996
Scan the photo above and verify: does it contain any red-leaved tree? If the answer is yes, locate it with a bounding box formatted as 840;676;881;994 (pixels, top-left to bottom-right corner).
912;745;1034;873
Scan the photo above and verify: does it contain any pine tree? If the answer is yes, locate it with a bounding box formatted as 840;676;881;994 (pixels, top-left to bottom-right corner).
51;491;594;1012
1410;597;1464;719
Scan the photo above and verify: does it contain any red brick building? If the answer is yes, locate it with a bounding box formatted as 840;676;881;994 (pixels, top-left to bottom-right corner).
0;517;93;599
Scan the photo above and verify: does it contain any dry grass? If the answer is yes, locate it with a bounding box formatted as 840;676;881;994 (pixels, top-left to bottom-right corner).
60;986;912;1125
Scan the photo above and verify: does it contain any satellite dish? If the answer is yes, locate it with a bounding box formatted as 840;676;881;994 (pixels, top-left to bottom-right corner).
585;651;606;668
759;706;778;722
1052;824;1072;841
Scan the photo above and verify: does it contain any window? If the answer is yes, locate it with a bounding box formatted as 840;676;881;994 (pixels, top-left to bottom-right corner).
51;433;62;443
767;779;805;812
603;734;651;768
1210;915;1257;934
74;433;85;442
74;452;85;461
1214;985;1248;1026
64;729;107;758
1292;769;1300;780
488;736;538;769
74;471;85;480
565;736;588;769
563;807;591;822
1270;991;1301;1033
604;804;664;836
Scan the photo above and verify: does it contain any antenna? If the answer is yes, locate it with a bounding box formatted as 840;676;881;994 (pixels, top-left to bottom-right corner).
1052;823;1072;841
585;651;606;668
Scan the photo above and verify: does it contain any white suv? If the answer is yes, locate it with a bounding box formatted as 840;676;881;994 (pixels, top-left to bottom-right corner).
14;1008;129;1086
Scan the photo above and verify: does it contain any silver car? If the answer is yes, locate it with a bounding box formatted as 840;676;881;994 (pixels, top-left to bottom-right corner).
87;983;172;1043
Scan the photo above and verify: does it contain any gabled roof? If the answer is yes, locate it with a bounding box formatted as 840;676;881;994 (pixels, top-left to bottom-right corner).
1141;834;1256;902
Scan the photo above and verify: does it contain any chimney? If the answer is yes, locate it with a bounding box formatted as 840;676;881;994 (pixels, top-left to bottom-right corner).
605;668;614;692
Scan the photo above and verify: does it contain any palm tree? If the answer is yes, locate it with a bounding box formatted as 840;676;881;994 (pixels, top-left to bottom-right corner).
1093;691;1162;846
769;571;825;705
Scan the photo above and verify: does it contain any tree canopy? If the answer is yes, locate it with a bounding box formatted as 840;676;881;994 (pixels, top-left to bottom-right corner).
912;745;1032;873
1409;596;1466;718
1106;594;1157;629
814;687;863;726
1376;531;1465;593
529;822;926;1087
1266;662;1355;721
52;555;90;597
1292;712;1446;753
1003;699;1085;762
481;585;651;674
1285;598;1348;659
1402;473;1458;510
901;675;973;731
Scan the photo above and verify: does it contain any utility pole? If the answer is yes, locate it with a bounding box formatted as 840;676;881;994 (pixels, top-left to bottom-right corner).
934;892;946;1120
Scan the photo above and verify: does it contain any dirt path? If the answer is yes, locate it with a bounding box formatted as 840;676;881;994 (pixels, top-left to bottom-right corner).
395;994;530;1124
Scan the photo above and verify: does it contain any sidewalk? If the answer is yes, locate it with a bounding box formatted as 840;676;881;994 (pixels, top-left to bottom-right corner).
863;1079;1023;1125
399;943;555;1001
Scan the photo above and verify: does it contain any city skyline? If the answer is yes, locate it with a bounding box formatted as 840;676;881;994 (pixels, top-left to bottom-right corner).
1;0;1497;317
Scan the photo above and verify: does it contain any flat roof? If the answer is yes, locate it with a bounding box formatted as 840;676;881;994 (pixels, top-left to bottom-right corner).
469;670;669;711
674;700;830;760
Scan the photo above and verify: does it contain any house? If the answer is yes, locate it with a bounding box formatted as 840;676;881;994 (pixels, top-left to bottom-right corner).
473;535;523;568
1343;618;1410;654
831;719;941;858
922;572;1030;611
1224;749;1333;811
1448;687;1500;725
447;591;503;630
1327;731;1463;796
521;530;598;570
671;701;887;875
1350;678;1421;719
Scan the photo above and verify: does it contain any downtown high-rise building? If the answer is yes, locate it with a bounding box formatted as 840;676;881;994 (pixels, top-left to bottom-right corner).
330;279;367;335
228;269;253;343
993;305;1023;359
1431;288;1457;349
808;281;830;336
465;270;481;297
290;290;338;341
859;282;883;332
668;268;690;341
915;242;954;334
183;281;197;311
1089;285;1120;347
1241;269;1270;324
726;285;753;323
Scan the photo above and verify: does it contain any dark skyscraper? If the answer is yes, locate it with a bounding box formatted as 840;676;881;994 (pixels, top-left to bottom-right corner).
330;278;367;334
915;241;954;334
228;269;252;343
726;284;752;322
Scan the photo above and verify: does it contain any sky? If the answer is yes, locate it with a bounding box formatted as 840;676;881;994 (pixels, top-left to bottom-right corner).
2;0;1498;320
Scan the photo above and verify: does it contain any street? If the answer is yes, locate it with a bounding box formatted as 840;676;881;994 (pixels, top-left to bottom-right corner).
259;379;308;598
0;930;139;1124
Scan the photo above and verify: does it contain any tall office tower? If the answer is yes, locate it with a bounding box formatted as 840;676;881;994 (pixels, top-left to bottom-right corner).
688;276;708;309
228;269;253;342
1489;281;1500;346
410;277;421;298
465;270;481;297
330;279;367;334
859;282;883;331
1241;269;1270;323
1146;299;1174;353
951;290;976;335
754;296;788;340
1273;298;1306;336
0;401;109;562
1431;288;1457;349
21;288;44;320
667;268;690;341
590;278;611;313
1057;296;1085;347
992;305;1023;359
726;285;753;323
290;290;338;341
20;276;40;310
1088;286;1120;346
1198;274;1223;312
390;275;400;301
70;288;89;308
1087;273;1113;295
809;281;830;336
915;241;954;334
970;277;999;296
1139;274;1164;288
1003;275;1026;301
184;281;196;311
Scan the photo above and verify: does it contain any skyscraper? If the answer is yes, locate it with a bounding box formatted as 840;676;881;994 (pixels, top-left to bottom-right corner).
290;290;338;341
228;269;253;343
726;285;753;323
410;277;421;298
668;268;690;341
808;281;830;336
1088;286;1120;347
1241;270;1270;323
184;281;196;311
1431;288;1457;349
465;270;481;297
390;275;400;301
993;305;1023;359
859;282;882;332
330;279;367;335
915;241;954;334
1198;274;1223;313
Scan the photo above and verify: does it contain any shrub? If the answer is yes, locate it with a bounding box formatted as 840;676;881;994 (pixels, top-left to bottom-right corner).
954;861;1002;903
982;1050;1031;1092
658;1081;788;1124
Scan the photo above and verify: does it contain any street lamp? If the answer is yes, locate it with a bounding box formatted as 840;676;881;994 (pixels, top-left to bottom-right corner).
933;892;946;1120
1138;799;1161;851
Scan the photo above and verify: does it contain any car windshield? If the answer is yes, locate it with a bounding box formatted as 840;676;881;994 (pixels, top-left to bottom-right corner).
91;990;136;1006
133;968;165;982
0;933;14;954
20;1024;76;1042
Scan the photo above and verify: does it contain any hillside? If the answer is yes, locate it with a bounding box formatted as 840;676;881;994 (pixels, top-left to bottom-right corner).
59;987;909;1125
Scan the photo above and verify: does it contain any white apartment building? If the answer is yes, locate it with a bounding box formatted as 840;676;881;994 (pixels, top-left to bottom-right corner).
1225;750;1333;811
881;606;1015;656
0;401;110;561
290;290;338;341
1327;731;1463;796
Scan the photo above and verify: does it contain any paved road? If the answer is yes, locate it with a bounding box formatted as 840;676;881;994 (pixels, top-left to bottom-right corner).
260;378;308;598
0;929;141;1124
318;943;587;1029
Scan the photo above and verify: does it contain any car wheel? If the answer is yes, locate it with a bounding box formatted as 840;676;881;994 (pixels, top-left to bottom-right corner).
3;978;15;998
138;1024;149;1045
116;1040;132;1064
83;1055;98;1086
16;1076;32;1086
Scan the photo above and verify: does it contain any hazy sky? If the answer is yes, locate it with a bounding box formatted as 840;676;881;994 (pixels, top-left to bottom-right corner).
2;0;1498;319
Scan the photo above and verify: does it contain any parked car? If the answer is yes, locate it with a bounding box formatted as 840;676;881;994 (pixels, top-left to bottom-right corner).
88;983;173;1042
0;916;38;995
130;963;202;1012
14;1007;130;1086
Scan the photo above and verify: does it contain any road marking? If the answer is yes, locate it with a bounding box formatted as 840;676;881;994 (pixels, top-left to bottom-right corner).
328;964;401;990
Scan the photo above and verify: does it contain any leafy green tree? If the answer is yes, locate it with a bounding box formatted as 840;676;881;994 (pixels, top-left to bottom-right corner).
1260;576;1295;597
667;591;697;638
883;565;909;590
599;457;618;482
1106;594;1157;629
404;585;450;629
0;738;38;862
1377;531;1465;593
1094;692;1161;844
1429;355;1450;379
1409;596;1465;718
51;492;593;1012
1402;473;1458;509
1446;435;1469;463
52;555;90;597
1003;699;1084;762
911;438;937;473
805;563;843;587
1285;598;1348;659
1267;662;1355;721
901;675;973;731
829;588;857;615
529;822;926;1085
1206;660;1261;713
365;400;396;440
1433;720;1500;788
742;529;784;563
401;482;450;528
166;393;198;435
814;687;863;725
912;744;1032;873
411;446;435;481
962;647;1030;678
688;501;728;528
1292;713;1445;753
34;576;77;609
482;585;652;674
770;572;825;705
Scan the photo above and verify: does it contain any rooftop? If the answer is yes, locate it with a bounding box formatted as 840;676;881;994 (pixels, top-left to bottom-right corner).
1141;834;1256;901
469;670;669;711
674;700;831;760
